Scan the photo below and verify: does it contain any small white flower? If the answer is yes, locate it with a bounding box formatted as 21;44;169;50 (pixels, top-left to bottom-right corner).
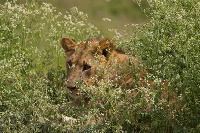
102;18;111;22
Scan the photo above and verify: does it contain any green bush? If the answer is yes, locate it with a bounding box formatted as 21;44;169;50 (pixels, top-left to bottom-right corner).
129;0;200;132
0;0;199;132
0;1;99;132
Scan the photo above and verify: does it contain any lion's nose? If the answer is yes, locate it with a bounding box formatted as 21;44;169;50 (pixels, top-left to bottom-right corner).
67;86;77;91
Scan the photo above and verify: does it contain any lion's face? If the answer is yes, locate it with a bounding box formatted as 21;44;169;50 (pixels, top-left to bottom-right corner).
61;37;114;93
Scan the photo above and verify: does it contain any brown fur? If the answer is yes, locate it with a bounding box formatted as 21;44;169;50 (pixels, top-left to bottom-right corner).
61;38;142;92
61;37;181;110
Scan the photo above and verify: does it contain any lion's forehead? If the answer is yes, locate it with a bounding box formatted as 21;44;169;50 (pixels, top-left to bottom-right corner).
70;48;95;64
88;38;100;44
78;39;100;50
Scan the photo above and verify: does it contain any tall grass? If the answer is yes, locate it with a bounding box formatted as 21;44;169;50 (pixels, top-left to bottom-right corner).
0;0;200;132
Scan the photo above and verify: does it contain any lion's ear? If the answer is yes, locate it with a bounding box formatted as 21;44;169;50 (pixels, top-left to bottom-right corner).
98;38;114;60
61;37;77;55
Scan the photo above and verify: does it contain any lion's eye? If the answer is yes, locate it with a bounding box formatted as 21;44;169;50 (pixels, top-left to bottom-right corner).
83;64;91;71
68;61;72;67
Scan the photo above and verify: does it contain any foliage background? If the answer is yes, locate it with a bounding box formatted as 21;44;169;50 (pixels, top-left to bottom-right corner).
0;0;200;132
0;0;149;34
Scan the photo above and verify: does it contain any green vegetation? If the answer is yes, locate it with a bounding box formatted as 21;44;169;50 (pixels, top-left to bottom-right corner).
0;0;200;132
0;0;149;33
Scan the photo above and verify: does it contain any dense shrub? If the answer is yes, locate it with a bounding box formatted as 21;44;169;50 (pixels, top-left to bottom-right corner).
128;0;200;132
0;0;199;132
0;1;99;132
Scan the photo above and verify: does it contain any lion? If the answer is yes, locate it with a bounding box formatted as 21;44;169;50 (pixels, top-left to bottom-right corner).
61;37;181;109
61;37;146;90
